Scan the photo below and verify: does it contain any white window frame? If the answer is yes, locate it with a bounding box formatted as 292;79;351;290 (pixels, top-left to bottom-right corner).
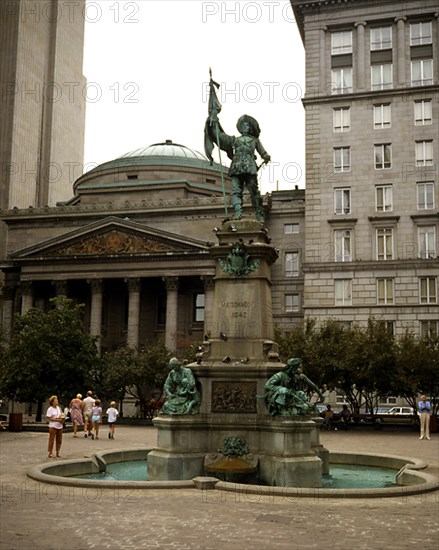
194;292;205;323
331;68;353;95
334;188;351;215
370;26;392;50
373;104;391;129
374;144;392;169
420;320;438;338
284;223;299;234
371;64;392;90
419;277;437;304
333;107;351;132
410;21;432;46
376;228;394;260
411;59;433;86
331;31;352;55
376;185;393;212
335;279;352;306
414;100;432;125
415;141;433;166
377;278;394;305
285;293;300;313
418;226;436;259
285;252;299;277
334;147;351;172
334;229;352;262
417;182;435;210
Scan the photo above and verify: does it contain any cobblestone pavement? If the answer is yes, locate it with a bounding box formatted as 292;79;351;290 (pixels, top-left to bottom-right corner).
0;426;437;550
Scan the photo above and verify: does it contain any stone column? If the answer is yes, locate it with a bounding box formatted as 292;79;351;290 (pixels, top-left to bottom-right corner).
395;16;407;86
319;27;327;95
88;279;103;354
355;21;367;91
1;285;15;337
125;278;141;349
435;14;439;82
163;276;179;351
20;281;33;314
201;275;215;337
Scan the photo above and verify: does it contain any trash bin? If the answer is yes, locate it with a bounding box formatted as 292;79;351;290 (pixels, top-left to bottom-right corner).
8;412;23;432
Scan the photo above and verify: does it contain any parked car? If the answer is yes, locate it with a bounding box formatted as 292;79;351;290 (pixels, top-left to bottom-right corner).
370;406;419;425
361;406;419;425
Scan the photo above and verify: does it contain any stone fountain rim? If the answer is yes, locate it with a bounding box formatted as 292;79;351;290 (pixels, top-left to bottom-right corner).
26;448;439;498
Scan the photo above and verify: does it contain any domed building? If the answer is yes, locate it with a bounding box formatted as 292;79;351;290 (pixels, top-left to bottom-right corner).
0;140;306;353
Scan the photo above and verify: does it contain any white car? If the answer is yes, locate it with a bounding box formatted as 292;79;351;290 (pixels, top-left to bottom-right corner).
381;406;415;415
375;406;418;424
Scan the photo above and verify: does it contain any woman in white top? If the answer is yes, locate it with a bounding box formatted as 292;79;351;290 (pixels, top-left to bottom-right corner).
46;395;65;458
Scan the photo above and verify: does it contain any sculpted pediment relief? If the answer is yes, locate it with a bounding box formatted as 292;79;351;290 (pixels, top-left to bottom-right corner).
46;230;178;256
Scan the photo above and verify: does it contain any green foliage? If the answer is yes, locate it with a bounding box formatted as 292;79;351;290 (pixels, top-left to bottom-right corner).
275;317;438;416
0;297;99;406
101;340;172;408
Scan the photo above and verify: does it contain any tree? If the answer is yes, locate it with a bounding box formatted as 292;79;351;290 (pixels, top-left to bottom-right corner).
101;341;171;418
396;330;439;415
0;297;99;420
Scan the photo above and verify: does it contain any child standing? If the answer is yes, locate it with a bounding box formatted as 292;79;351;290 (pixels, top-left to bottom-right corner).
106;401;119;439
91;399;102;440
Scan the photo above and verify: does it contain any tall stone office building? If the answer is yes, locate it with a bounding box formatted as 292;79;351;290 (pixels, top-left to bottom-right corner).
0;0;86;261
291;0;438;337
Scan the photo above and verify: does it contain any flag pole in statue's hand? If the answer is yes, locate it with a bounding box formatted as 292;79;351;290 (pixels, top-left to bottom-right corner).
207;67;228;216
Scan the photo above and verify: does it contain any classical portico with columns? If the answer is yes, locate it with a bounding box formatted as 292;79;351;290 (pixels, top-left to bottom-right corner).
0;141;306;355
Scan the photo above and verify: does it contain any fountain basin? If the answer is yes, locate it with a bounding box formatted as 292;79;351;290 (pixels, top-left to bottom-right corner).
27;448;438;498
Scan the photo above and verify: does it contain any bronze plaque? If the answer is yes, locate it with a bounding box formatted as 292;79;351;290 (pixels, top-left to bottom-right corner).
211;381;257;413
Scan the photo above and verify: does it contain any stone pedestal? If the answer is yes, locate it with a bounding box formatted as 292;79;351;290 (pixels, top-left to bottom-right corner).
149;219;327;487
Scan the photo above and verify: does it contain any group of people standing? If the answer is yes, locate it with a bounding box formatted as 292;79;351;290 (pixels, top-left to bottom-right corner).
45;391;119;459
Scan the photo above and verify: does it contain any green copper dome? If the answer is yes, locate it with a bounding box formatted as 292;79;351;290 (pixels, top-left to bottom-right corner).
88;140;224;173
121;140;208;161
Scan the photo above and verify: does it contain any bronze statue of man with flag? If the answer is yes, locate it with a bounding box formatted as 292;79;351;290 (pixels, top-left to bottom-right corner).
204;71;271;223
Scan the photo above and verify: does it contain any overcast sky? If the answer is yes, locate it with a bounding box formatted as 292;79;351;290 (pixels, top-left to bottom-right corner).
82;0;305;193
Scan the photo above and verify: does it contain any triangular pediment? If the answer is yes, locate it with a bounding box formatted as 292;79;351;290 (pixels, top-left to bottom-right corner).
10;217;210;259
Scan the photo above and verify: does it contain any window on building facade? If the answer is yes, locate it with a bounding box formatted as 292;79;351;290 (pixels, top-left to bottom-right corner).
385;396;397;405
414;100;432;125
331;68;353;94
334;188;351;214
333;107;351;132
417;182;435;210
334;229;352;262
285;252;299;277
411;59;433;86
376;184;393;212
370;26;392;50
157;295;166;326
285;293;299;313
376;228;394;260
376;320;395;336
371;64;392;90
284;223;299;234
334;147;351;172
374;144;392;169
418;226;436;259
420;320;438;338
410;21;432;46
419;277;437;304
335;320;352;330
415;140;433;166
331;31;352;54
373;104;391;128
193;293;205;323
334;279;352;305
377;278;394;305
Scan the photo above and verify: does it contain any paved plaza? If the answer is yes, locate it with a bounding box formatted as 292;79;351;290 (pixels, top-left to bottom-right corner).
0;425;437;550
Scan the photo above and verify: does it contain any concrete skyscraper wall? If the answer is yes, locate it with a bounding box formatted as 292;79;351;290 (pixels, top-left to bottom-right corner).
0;0;86;259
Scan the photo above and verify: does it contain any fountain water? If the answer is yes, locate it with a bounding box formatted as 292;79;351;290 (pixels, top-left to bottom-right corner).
147;219;328;487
